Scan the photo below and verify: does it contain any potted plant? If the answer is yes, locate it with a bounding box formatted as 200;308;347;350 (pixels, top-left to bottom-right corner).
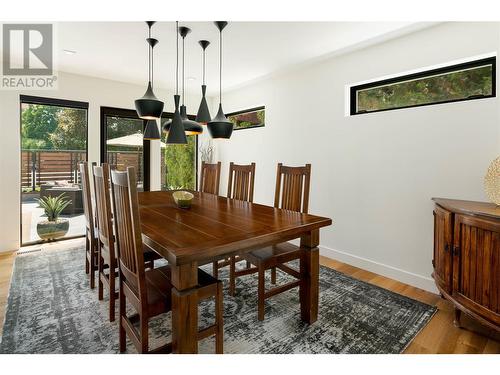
36;193;72;241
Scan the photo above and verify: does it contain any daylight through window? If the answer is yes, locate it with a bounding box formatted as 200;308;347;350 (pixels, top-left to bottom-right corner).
350;57;495;115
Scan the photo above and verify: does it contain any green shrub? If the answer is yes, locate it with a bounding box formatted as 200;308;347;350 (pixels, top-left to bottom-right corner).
36;193;72;221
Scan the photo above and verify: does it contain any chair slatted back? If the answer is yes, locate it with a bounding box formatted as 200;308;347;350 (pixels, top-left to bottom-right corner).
274;163;311;214
79;162;95;237
90;161;98;225
200;161;221;195
227;162;256;202
110;166;146;299
93;163;115;260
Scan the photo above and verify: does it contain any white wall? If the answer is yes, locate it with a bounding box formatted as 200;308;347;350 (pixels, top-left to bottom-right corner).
0;71;199;252
210;22;500;292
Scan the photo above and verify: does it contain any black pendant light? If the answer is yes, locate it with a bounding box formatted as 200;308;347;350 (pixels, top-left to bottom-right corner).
208;21;233;139
135;21;164;122
195;40;211;124
164;25;203;136
143;120;161;140
165;22;187;144
179;26;203;135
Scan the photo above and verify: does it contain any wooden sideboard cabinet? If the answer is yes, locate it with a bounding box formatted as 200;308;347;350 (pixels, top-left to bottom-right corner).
432;198;500;332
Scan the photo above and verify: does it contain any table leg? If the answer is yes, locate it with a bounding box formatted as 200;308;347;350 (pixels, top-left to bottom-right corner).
300;229;320;324
171;262;199;353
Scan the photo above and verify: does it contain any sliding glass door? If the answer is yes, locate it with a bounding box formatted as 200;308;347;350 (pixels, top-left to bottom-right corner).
101;107;198;193
20;95;88;245
100;107;150;191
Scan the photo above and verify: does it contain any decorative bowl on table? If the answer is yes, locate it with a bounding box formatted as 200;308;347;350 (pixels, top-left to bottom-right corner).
172;191;194;209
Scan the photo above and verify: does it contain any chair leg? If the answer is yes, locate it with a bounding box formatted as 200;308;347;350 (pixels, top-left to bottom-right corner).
140;315;148;354
212;261;219;279
98;255;104;301
229;256;236;296
246;260;251;269
85;236;90;274
109;264;116;322
215;282;224;354
89;247;96;289
258;265;265;321
271;267;277;284
119;282;126;353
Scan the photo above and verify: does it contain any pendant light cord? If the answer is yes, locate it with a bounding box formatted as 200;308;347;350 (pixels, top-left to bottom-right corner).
219;29;222;104
182;32;185;106
175;21;179;96
148;24;152;85
149;26;155;88
202;46;206;85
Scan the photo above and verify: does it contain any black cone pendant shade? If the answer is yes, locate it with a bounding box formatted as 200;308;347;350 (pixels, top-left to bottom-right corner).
208;21;233;139
163;104;202;136
143;120;161;140
135;21;164;121
180;105;203;135
165;94;186;143
165;22;187;144
135;82;164;121
209;103;233;138
196;40;211;124
196;85;210;123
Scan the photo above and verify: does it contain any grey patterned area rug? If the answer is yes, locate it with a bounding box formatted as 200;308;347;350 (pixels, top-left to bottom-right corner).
0;246;436;354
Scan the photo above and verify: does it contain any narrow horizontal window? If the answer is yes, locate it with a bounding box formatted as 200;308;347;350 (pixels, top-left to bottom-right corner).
227;106;265;130
350;57;496;115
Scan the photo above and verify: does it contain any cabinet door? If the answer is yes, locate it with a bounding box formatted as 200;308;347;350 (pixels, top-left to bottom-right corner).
433;205;453;293
453;214;500;326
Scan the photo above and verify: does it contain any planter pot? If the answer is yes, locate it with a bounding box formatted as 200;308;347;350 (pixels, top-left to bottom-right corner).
37;219;69;241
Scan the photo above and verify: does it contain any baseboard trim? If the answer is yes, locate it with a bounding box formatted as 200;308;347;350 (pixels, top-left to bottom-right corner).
319;245;438;294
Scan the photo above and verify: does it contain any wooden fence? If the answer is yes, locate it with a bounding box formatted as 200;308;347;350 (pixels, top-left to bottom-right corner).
21;150;145;191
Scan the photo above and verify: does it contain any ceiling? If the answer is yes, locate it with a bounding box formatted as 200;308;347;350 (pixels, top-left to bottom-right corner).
53;22;434;96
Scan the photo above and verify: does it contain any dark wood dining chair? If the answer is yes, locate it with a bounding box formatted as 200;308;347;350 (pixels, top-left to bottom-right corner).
93;163;158;322
230;163;311;320
111;166;224;354
212;162;256;280
200;161;221;195
80;162;98;289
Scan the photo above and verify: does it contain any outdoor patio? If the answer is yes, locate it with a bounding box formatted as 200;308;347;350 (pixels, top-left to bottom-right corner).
21;196;85;243
20;145;145;244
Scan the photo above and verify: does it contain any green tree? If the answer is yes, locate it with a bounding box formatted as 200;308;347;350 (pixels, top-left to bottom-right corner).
104;116;144;152
49;108;87;150
106;116;143;139
164;135;196;189
21;104;60;149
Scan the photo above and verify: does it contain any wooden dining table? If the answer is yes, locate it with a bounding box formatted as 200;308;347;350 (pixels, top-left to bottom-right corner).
138;190;332;353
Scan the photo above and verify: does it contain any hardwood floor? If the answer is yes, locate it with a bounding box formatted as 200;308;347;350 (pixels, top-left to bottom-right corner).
0;238;498;353
0;250;15;335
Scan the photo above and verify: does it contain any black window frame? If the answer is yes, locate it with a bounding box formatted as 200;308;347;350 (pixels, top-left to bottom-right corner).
100;106;152;191
227;106;266;131
19;94;90;246
101;107;199;192
350;56;496;116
